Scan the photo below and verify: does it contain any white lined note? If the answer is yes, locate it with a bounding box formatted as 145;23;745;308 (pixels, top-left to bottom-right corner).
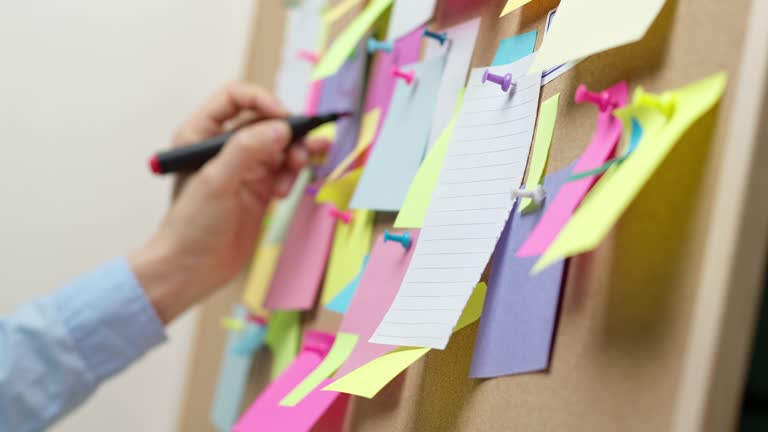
370;54;541;349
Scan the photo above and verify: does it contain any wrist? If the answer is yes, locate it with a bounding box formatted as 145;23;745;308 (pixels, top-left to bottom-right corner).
128;240;192;324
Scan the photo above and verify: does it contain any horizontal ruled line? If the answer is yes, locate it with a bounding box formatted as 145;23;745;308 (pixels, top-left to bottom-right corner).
391;308;455;311
454;130;529;142
426;221;499;226
433;207;507;213
446;161;520;171
399;294;468;298
463;97;537;114
381;321;449;325
456;114;534;128
443;176;516;184
405;280;477;283
452;146;526;156
413;266;477;269
419;251;488;255
375;334;443;340
463;82;538;101
421;237;495;241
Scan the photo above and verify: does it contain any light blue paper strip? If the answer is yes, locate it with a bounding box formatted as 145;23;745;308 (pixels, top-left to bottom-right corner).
492;30;538;66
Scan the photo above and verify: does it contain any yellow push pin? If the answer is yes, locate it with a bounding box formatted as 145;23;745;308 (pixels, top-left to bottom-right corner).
634;87;676;117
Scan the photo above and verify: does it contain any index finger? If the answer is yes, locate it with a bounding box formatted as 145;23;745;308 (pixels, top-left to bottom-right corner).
204;82;289;124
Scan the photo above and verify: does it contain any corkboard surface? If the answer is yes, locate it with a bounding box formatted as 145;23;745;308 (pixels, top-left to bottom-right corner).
177;1;768;431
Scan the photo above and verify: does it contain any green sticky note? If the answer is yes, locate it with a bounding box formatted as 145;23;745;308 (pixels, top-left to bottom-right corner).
312;0;394;80
534;72;727;272
393;90;464;228
265;311;302;379
280;333;358;406
520;93;560;213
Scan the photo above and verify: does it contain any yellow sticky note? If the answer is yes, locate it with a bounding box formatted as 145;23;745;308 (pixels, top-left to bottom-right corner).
307;122;337;142
242;244;281;317
500;0;534;17
265;311;302;379
280;332;358;406
534;73;727;272
313;0;394;80
323;282;487;398
323;0;364;23
321;209;373;304
520;93;560;213
327;109;380;182
316;168;363;210
394;90;464;229
529;0;666;73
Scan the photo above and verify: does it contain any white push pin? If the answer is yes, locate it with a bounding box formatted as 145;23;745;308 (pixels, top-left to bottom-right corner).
511;185;546;207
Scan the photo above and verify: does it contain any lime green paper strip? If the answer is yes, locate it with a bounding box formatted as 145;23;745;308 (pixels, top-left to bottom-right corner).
534;72;727;272
265;311;302;379
394;90;465;228
520;93;560;213
313;0;393;80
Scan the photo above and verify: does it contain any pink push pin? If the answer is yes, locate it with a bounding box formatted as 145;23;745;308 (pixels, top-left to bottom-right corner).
575;84;615;112
245;314;267;326
328;207;353;224
297;50;320;64
391;67;415;85
482;70;515;93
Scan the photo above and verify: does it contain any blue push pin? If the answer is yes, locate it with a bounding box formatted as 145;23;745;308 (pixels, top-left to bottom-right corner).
384;230;412;249
423;29;448;45
367;37;393;53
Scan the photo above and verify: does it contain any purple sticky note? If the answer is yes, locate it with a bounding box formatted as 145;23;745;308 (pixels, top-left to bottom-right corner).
470;163;573;378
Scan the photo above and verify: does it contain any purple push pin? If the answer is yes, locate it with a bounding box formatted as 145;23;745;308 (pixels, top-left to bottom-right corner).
482;69;515;93
575;84;614;112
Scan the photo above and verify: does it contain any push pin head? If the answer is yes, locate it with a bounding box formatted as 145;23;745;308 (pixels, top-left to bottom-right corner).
384;230;412;249
391;67;415;85
297;50;320;64
328;207;353;224
367;37;393;53
423;29;448;45
635;88;676;117
246;314;267;326
575;84;616;112
511;185;547;207
482;70;515;93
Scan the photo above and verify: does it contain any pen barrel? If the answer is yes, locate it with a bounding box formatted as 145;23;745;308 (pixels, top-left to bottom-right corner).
155;132;232;174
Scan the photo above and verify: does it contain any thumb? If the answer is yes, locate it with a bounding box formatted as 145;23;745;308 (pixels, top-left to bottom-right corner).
201;120;291;190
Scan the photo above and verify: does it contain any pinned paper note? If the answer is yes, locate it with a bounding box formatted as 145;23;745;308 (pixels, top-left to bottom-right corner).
321;209;374;304
313;0;394;80
264;193;336;310
327;109;380;182
520;93;560;213
492;30;537;66
470;166;571;378
235;331;347;432
242;244;281;316
387;0;437;40
534;73;727;271
541;8;582;85
424;18;480;150
517;81;628;257
266;311;302;379
324;282;486;398
370;55;541;350
326;256;369;314
333;231;420;378
316;168;363;209
350;56;447;211
529;0;666;73
500;0;534;17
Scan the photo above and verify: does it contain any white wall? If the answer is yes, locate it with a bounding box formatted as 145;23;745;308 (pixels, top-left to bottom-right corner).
0;0;254;430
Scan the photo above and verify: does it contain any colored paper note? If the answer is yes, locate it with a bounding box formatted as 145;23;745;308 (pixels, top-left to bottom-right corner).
321;209;374;304
333;231;420;378
492;30;537;66
266;311;302;379
535;73;727;271
324;282;486;398
264;193;337;310
500;0;534;17
529;0;666;73
211;307;266;432
317;168;363;209
541;8;582;85
242;244;281;316
516;81;628;257
264;169;313;245
568;117;643;181
313;0;394;80
520;93;560;213
393;91;464;229
326;256;369;314
234;331;347;432
424;17;480;149
350;56;447;211
470;166;571;378
387;0;437;40
323;0;363;23
327;109;380;182
280;333;359;406
369;55;541;350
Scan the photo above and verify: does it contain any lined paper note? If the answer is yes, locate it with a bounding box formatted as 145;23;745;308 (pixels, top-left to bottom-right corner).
370;55;541;349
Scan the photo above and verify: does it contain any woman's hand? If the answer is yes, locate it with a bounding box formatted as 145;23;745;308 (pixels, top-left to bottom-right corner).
129;82;329;323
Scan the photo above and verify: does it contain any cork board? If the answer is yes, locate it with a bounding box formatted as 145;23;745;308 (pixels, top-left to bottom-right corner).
178;1;768;431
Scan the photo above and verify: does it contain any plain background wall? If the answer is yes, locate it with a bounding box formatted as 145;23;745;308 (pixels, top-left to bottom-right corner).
0;0;254;430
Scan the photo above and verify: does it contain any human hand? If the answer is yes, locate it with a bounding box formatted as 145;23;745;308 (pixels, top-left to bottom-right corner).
129;82;330;323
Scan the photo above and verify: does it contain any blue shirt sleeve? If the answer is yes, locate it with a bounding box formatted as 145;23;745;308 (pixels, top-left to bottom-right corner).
0;258;167;432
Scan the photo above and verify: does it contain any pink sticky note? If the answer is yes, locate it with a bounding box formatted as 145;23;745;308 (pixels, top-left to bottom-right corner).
265;194;336;310
516;81;628;257
331;230;420;378
234;331;348;432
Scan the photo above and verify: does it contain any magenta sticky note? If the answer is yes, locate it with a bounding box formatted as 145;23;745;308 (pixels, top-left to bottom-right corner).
264;193;337;310
234;331;347;432
330;230;419;378
516;81;628;257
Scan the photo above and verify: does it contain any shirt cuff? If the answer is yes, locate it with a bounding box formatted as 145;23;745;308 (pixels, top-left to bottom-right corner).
51;258;167;382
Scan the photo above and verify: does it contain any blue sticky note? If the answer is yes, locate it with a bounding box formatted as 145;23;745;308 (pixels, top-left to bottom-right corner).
326;256;369;314
492;30;538;66
349;55;447;211
210;306;266;432
625;117;642;156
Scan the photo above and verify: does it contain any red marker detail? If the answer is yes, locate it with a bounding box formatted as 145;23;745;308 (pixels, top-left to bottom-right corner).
149;155;162;174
